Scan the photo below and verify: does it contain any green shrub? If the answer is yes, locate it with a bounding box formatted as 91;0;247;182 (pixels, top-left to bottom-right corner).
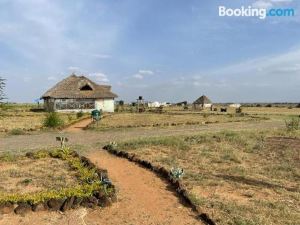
9;128;25;135
43;112;64;128
67;114;73;122
285;117;299;131
76;111;84;118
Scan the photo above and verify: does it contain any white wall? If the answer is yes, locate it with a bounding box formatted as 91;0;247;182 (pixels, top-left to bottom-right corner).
204;103;212;108
96;99;114;112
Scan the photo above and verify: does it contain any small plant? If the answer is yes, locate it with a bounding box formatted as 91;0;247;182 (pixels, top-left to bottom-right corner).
285;117;299;131
170;167;184;180
21;178;33;185
67;114;73;122
43;112;64;128
106;141;118;151
9;128;25;135
76;111;84;118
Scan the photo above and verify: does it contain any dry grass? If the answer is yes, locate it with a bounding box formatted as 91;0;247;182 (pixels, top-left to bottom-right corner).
0;104;87;132
0;157;78;194
116;130;300;225
94;112;261;129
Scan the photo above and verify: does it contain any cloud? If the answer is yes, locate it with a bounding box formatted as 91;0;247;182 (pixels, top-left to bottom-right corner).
81;53;112;59
68;66;80;72
252;0;294;8
133;73;144;79
88;72;109;83
23;76;32;83
47;76;57;81
132;69;154;79
138;70;154;75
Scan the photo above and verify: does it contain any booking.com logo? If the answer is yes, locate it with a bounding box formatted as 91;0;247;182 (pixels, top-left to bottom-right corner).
219;6;295;19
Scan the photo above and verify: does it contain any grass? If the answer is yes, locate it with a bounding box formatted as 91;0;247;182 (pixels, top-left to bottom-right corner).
0;148;111;204
0;103;89;133
89;112;264;130
113;130;300;225
43;112;65;128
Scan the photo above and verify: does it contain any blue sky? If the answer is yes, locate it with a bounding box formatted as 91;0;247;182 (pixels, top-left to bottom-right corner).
0;0;299;103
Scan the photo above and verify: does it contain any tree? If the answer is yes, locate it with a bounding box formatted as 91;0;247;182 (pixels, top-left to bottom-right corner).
0;77;6;102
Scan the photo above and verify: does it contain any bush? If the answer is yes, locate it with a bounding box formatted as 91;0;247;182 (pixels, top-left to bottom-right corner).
296;104;300;108
285;117;299;131
266;104;272;107
43;112;64;128
9;128;25;135
76;111;84;118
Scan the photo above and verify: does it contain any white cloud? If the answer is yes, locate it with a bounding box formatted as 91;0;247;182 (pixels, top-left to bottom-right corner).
138;70;154;75
68;66;80;71
82;53;112;59
132;69;154;79
252;0;294;8
23;76;32;82
133;73;144;79
252;1;273;8
47;76;57;81
88;72;109;83
91;54;111;59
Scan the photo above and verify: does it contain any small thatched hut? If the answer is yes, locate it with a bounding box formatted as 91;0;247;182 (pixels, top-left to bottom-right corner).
193;95;212;109
41;74;118;112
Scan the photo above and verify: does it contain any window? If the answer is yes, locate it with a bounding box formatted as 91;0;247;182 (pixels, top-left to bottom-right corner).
80;84;93;91
55;99;95;110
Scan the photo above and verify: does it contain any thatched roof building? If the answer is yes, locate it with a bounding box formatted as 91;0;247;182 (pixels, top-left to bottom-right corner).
41;74;118;112
193;95;212;109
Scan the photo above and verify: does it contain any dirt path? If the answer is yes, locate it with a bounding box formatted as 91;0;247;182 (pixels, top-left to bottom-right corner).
86;150;201;225
64;118;92;132
0;150;201;225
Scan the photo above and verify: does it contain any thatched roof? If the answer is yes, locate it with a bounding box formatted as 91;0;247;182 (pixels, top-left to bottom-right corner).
42;74;118;99
193;95;212;104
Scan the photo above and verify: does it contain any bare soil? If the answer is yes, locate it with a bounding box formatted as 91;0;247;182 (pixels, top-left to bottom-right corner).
0;150;202;225
64;118;92;132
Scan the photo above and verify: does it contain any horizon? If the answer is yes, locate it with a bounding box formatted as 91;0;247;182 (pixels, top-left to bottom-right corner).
1;0;300;103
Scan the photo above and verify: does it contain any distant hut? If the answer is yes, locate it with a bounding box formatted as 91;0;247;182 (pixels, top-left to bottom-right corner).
229;103;241;108
193;95;212;109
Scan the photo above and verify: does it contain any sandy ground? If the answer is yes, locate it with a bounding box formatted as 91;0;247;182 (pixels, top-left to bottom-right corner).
0;120;283;153
64;118;93;132
0;150;202;225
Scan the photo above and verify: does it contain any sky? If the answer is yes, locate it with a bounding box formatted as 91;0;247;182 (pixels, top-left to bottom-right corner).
0;0;300;103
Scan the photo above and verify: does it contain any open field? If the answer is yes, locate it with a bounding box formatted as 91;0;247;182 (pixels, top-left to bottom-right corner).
0;104;89;133
90;105;300;130
0;104;299;224
114;130;300;225
90;112;266;130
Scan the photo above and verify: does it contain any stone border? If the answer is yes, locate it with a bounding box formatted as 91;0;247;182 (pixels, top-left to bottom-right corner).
0;152;116;216
103;146;216;225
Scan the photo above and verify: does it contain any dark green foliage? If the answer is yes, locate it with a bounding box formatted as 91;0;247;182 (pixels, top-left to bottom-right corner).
43;112;64;128
76;111;84;118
